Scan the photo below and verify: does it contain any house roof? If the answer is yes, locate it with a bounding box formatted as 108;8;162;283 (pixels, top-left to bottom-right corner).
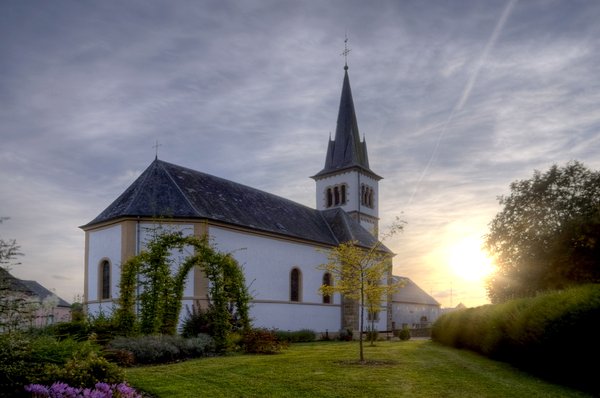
392;276;440;306
312;67;381;180
20;280;71;307
83;159;387;251
0;268;71;307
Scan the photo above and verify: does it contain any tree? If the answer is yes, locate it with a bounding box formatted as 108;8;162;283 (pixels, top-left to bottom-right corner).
485;161;600;303
0;217;21;269
0;217;28;332
319;218;404;363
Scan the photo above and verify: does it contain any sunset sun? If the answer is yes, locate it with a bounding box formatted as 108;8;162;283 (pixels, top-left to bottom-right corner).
447;236;495;282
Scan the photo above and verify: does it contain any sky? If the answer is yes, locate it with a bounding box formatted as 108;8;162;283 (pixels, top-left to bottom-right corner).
2;0;600;308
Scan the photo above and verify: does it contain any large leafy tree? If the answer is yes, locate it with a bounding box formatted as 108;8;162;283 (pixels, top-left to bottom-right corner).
319;219;404;363
485;161;600;303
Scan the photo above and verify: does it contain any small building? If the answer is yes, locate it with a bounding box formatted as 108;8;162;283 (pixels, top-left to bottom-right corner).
391;276;440;331
0;268;71;330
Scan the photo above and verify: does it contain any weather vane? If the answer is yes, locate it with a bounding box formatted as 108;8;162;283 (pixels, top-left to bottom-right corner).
341;34;351;69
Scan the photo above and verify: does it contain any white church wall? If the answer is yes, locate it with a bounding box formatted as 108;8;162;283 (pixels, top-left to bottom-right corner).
315;171;355;211
209;226;341;332
86;224;122;316
315;171;379;218
138;222;196;298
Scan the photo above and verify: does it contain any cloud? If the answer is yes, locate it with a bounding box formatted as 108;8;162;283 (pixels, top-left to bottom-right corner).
2;0;600;307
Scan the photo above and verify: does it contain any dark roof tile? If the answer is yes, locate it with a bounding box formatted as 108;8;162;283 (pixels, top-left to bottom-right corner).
83;159;384;250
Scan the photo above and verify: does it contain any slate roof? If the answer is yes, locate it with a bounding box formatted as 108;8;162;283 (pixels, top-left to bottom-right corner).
20;280;71;307
0;268;71;307
83;159;387;250
392;276;440;306
313;67;382;180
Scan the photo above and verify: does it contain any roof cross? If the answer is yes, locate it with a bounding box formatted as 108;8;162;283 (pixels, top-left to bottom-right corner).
153;140;162;160
341;34;351;69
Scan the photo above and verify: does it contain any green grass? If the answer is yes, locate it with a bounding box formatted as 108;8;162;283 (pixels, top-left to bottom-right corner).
125;340;591;398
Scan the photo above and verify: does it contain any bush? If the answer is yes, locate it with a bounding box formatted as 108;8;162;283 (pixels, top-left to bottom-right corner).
242;329;288;354
338;328;353;341
181;305;213;338
0;333;41;397
47;321;91;341
0;333;120;397
274;329;316;343
432;284;600;393
107;334;214;365
398;327;411;341
88;313;123;345
43;352;124;388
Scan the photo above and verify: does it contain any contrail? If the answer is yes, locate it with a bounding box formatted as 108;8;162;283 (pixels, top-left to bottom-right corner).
407;0;518;206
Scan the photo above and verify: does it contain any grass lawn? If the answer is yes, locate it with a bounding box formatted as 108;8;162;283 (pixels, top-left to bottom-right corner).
125;340;591;398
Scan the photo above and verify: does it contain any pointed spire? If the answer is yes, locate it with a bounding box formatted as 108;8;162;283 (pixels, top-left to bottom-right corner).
313;63;380;180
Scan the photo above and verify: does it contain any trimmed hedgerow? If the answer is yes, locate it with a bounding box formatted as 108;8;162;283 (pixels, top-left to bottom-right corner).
107;334;214;365
432;284;600;393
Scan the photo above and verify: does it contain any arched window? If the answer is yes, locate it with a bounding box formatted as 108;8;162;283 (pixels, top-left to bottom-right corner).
100;260;111;300
361;184;374;208
290;268;302;302
333;186;340;205
325;184;348;208
322;272;332;304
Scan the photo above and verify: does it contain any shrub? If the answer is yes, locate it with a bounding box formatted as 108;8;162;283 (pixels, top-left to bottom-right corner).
88;313;123;345
0;333;41;397
47;321;91;341
398;327;411;341
107;334;215;365
431;284;600;393
0;333;120;397
242;329;288;354
274;329;317;343
29;336;98;365
338;328;353;341
181;305;213;337
42;352;124;388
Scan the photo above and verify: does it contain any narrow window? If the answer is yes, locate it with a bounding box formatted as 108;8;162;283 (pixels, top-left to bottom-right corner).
326;188;333;208
290;268;302;302
322;272;332;304
340;185;346;204
368;310;380;322
361;184;366;206
333;186;340;205
100;260;111;300
368;189;374;208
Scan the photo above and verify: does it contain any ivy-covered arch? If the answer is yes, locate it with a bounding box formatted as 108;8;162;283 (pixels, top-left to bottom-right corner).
114;231;250;348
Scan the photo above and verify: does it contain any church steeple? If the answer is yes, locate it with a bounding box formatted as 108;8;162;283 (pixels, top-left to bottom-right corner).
313;67;381;180
312;61;382;237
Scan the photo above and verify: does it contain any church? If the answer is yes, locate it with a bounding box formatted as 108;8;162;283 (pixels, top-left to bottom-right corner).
82;63;437;334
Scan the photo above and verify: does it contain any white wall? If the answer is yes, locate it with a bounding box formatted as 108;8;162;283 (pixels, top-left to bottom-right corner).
87;224;121;306
86;221;346;332
209;226;341;332
314;170;379;225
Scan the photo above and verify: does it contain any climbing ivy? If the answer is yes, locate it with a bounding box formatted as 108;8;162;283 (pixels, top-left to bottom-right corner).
114;230;251;347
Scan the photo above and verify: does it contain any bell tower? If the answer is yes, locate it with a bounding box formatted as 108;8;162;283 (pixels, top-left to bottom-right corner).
312;62;382;237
